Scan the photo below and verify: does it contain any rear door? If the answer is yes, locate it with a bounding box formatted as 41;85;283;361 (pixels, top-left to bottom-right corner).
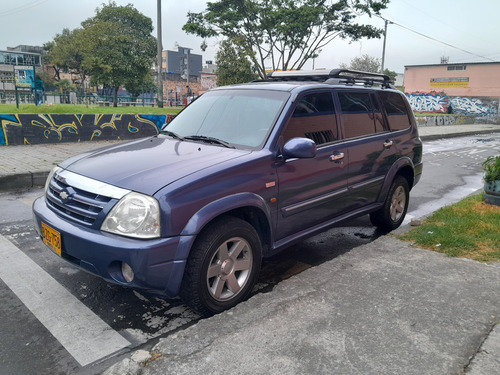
336;90;397;209
276;91;350;240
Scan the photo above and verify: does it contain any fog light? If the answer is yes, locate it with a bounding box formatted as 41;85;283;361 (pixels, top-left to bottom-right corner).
121;262;134;283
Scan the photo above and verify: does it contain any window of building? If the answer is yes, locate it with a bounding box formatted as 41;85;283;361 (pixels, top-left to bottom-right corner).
447;65;466;71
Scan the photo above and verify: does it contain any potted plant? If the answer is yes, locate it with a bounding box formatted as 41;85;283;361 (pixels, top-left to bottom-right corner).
482;155;500;206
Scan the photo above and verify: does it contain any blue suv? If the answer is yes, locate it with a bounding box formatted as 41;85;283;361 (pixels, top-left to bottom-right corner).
33;70;423;316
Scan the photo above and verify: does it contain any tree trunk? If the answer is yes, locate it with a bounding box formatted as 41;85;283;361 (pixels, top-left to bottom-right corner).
113;87;118;107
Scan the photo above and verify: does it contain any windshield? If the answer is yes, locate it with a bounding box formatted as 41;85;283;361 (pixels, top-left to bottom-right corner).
163;89;289;149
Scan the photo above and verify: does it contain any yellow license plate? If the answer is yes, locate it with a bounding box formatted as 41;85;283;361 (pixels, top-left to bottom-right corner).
41;222;62;256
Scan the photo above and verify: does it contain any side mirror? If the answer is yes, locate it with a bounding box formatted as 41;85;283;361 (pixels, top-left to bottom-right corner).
282;137;317;159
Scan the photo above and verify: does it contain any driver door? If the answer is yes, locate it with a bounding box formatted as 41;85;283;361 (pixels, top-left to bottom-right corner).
276;91;351;240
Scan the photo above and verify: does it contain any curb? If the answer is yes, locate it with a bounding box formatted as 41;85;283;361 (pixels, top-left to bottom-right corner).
0;171;49;193
419;128;500;141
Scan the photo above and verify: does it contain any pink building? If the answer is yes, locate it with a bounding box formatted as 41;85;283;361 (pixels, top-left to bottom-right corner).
404;62;500;115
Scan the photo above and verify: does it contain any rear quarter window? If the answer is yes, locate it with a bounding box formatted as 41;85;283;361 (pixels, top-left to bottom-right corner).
378;91;412;131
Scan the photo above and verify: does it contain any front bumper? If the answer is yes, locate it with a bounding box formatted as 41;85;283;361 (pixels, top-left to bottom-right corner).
32;196;193;298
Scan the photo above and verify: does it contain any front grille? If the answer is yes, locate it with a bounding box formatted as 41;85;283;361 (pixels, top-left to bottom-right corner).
46;176;114;226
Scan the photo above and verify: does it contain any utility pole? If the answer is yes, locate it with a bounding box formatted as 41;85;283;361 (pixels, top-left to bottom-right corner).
186;48;190;96
381;18;392;73
156;0;164;108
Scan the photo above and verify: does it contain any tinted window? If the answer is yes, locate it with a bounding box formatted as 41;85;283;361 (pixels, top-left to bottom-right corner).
283;92;337;145
338;92;384;138
378;91;411;131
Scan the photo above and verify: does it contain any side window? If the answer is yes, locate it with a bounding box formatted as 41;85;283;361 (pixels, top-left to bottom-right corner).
378;91;411;131
338;91;384;139
283;92;338;145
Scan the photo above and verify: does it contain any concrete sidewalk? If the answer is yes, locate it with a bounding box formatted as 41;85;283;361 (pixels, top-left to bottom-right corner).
105;236;500;375
1;123;500;192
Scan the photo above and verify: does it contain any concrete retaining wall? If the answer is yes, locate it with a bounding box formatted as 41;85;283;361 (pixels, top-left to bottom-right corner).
0;114;176;146
415;115;500;126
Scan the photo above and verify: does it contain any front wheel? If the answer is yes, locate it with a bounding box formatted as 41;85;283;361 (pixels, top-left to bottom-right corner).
179;216;262;316
370;176;410;232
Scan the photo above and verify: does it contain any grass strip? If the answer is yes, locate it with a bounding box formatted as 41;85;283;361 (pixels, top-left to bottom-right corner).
398;194;500;263
0;104;182;115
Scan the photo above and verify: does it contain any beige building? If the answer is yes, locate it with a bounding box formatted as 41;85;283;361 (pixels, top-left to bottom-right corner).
404;62;500;115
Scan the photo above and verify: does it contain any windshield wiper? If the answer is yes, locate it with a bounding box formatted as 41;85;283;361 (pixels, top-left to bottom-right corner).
160;130;184;141
184;135;235;148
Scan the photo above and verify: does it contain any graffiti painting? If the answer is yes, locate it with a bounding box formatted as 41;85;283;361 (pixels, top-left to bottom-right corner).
406;91;499;116
0;114;168;146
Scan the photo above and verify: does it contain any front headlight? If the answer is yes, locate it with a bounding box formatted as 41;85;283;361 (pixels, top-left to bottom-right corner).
101;192;161;239
45;166;62;194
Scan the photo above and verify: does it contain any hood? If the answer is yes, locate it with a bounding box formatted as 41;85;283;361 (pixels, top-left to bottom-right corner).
59;136;251;195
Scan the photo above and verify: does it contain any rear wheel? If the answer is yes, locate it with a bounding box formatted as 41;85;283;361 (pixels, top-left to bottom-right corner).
370;176;409;232
179;216;262;316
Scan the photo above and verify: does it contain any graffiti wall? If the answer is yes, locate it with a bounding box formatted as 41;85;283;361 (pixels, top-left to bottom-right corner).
0;114;176;146
405;91;499;116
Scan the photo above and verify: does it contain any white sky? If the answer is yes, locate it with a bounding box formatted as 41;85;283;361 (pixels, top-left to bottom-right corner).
0;0;498;74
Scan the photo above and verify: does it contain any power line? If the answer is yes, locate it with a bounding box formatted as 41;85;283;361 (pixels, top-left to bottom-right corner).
0;0;49;17
379;16;496;63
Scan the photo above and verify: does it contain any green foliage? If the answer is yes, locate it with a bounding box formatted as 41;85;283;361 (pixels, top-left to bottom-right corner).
216;39;259;86
0;103;181;115
80;2;157;106
383;68;398;82
341;54;380;72
55;79;77;93
183;0;389;79
124;73;157;98
39;70;57;91
44;1;157;107
340;55;398;83
482;155;500;183
43;28;88;86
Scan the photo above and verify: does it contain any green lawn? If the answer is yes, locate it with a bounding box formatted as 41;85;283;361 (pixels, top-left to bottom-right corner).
0;103;182;115
398;194;500;263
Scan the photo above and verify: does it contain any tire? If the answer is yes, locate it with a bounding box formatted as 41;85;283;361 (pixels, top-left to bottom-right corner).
179;216;262;317
370;176;410;232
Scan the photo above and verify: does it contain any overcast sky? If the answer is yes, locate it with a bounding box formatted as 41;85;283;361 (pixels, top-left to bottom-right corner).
1;0;498;74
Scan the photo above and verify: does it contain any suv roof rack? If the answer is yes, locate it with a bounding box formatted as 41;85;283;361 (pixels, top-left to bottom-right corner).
266;69;394;88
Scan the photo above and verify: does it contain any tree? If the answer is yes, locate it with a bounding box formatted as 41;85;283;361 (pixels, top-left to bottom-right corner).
216;38;259;86
340;54;380;72
80;2;157;106
43;28;88;89
183;0;389;80
124;72;157;100
383;68;398;83
340;54;398;83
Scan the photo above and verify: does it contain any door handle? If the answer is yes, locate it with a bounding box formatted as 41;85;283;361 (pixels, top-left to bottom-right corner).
383;140;393;149
329;152;345;162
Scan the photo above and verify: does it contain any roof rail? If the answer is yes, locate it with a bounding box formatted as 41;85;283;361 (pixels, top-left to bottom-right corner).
266;69;394;88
